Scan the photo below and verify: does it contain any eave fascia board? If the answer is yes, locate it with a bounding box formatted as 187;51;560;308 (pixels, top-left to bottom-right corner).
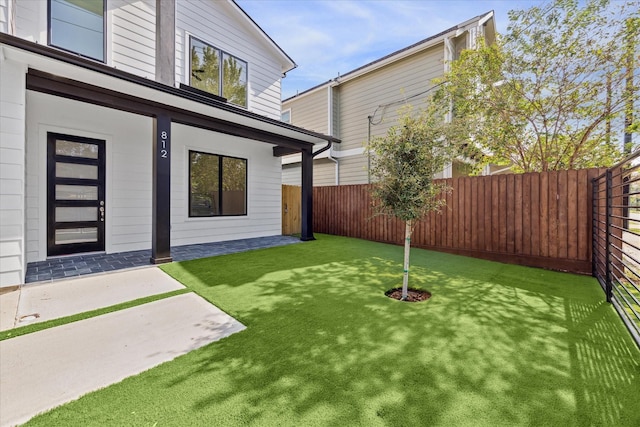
0;34;337;146
228;0;297;74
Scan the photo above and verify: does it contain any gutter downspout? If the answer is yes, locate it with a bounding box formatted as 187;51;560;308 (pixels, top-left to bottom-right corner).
327;84;339;185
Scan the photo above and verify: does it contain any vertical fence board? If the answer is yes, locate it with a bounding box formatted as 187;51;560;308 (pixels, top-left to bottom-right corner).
548;171;559;259
484;176;492;251
522;173;532;255
567;170;579;259
558;170;569;259
540;173;549;257
507;174;515;253
498;175;507;252
491;176;500;251
515;174;523;254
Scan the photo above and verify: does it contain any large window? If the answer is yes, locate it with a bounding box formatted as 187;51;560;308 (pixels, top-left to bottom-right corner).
49;0;105;61
189;151;247;217
190;37;248;107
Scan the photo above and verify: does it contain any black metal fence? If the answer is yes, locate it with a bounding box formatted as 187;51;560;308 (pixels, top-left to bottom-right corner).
593;151;640;347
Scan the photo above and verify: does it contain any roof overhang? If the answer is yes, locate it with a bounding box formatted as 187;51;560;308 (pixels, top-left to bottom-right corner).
0;33;337;155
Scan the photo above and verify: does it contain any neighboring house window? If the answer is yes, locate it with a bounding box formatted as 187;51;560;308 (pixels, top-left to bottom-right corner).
49;0;105;62
190;37;248;107
281;109;291;123
189;150;247;217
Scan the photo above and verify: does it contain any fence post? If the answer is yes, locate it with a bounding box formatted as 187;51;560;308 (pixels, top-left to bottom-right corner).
605;169;613;303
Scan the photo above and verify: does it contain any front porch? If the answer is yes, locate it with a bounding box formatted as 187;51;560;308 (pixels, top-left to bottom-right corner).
25;235;300;283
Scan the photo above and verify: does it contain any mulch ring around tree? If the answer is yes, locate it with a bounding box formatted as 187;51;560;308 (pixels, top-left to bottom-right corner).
385;288;432;302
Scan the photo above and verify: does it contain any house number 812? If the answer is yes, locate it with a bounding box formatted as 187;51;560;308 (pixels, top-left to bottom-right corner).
160;130;168;159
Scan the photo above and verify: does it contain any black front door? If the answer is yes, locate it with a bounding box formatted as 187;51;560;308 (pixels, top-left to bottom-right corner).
47;133;106;256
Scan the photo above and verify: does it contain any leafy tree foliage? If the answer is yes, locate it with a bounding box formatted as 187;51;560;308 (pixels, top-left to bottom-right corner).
368;103;455;299
438;0;639;173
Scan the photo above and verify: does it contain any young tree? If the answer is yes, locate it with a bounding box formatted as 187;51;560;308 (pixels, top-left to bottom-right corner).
368;103;455;300
439;0;639;173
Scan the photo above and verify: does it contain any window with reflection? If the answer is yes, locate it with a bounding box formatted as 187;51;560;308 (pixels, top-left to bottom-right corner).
49;0;105;61
189;151;247;217
190;37;248;107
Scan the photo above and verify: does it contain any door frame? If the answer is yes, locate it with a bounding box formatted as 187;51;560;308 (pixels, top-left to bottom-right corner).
47;132;106;256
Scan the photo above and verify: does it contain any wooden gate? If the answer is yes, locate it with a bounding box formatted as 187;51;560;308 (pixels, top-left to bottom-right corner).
282;185;301;235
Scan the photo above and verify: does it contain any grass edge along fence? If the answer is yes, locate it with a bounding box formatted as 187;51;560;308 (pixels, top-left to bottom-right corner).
313;168;605;275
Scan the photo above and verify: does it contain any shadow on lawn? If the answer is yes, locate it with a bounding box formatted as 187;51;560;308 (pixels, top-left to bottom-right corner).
24;236;639;426
160;237;639;426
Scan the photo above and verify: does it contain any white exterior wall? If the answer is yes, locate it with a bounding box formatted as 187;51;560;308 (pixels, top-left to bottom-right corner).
8;0;156;79
0;59;26;286
110;0;156;78
0;0;10;34
175;0;283;119
25;91;154;263
170;123;281;245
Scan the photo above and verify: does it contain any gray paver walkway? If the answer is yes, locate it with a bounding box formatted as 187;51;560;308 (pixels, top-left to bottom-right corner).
25;235;300;283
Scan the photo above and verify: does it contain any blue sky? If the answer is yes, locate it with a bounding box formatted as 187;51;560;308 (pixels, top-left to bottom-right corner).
236;0;545;99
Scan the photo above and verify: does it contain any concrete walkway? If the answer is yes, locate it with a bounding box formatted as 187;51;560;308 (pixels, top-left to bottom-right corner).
0;268;245;427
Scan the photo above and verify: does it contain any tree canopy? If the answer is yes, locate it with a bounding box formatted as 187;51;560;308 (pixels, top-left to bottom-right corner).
437;0;639;173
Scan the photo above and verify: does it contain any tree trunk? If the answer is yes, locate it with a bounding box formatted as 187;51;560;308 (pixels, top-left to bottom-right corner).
402;220;412;300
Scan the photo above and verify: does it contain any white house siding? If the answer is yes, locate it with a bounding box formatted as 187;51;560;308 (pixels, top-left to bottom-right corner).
175;0;283;119
0;0;9;34
13;0;43;43
0;59;26;286
25;91;154;264
110;0;156;78
170;123;281;245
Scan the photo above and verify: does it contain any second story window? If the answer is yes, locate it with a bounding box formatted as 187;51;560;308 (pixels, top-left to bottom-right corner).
49;0;105;62
190;37;248;108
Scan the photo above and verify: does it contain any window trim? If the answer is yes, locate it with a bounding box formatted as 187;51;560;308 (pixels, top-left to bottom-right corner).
189;36;248;108
188;150;248;218
47;0;107;63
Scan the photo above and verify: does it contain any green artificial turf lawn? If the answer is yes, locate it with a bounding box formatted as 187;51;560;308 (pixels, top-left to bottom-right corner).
26;235;640;426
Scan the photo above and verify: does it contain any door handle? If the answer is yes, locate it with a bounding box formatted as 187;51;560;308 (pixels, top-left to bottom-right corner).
100;201;105;221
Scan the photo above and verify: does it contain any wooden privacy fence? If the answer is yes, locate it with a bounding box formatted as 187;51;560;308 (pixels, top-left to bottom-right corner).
314;168;604;274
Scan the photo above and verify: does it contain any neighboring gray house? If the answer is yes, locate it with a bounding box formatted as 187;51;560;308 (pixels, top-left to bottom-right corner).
281;12;496;186
0;0;335;286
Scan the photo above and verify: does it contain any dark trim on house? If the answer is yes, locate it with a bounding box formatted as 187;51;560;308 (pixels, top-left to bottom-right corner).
0;33;338;144
188;35;248;108
179;83;227;103
151;114;172;264
26;69;315;152
188;150;248;217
